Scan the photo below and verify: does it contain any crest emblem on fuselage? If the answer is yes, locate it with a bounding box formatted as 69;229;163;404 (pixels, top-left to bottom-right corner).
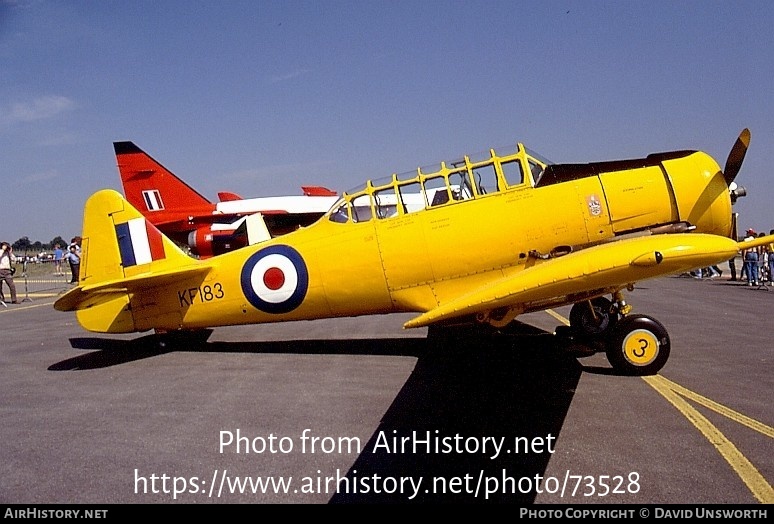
240;245;309;314
586;194;602;217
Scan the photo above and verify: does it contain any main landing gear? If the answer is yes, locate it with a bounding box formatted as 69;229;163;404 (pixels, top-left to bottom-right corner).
563;293;670;376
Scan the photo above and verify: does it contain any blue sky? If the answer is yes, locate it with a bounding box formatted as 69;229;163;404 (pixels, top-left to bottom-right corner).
1;0;772;244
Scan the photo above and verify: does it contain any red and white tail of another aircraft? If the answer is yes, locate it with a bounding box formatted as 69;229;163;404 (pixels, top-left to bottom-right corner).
114;141;339;258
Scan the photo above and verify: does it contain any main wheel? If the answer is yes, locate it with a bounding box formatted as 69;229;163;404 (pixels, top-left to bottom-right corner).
569;297;617;337
606;314;670;376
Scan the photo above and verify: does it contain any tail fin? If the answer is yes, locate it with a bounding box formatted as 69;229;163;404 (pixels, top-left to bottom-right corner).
113;141;212;218
54;189;209;333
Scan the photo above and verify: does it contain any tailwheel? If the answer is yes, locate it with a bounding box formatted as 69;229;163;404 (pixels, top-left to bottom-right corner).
605;314;670;376
569;297;618;337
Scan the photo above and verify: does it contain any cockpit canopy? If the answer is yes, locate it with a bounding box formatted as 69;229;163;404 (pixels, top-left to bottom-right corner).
328;142;551;223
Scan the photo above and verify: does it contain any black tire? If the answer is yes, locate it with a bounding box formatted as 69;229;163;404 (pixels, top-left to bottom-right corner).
569;297;617;337
606;314;670;376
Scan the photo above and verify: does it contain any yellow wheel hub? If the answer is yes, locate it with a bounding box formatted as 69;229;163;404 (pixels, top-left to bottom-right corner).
622;329;660;366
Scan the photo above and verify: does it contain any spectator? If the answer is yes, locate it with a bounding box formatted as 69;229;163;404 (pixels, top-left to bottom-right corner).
69;236;82;255
64;244;81;284
757;232;767;284
742;229;759;286
769;230;774;287
53;243;64;276
0;242;18;304
727;254;737;281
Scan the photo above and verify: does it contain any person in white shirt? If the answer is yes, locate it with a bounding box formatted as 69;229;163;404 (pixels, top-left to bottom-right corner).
0;242;18;304
64;244;81;284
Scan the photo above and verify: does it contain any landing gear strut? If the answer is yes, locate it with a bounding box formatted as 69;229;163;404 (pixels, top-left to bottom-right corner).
566;293;670;375
569;296;618;337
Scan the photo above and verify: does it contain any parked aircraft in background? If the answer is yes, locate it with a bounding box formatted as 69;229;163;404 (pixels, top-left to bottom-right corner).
114;141;339;257
58;130;766;376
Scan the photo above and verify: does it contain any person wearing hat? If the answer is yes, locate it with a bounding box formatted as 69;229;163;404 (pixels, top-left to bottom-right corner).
742;229;759;286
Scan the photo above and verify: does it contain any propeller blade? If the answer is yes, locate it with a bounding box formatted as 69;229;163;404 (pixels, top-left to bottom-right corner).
723;128;750;186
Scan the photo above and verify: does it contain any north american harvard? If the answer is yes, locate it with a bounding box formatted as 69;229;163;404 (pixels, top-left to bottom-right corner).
56;129;771;375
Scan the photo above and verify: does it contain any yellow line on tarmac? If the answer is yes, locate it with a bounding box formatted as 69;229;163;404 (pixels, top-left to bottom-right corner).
18;279;70;284
545;308;570;326
653;375;774;439
0;299;56;312
643;375;774;504
545;309;773;504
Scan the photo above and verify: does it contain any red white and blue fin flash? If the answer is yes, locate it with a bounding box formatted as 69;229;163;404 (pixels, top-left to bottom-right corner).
141;189;164;212
241;245;308;314
115;217;166;267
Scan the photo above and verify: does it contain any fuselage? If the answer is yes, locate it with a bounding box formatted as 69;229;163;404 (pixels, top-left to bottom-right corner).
108;142;732;333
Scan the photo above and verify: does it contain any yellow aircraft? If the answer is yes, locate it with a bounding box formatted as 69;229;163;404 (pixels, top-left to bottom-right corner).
55;129;772;375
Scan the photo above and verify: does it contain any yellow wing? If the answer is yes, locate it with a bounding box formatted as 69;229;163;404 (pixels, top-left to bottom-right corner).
404;233;748;329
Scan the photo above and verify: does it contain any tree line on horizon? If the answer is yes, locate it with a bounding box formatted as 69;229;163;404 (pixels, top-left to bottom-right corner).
9;236;72;254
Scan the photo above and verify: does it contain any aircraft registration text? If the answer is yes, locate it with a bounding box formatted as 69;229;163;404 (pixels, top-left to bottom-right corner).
178;284;225;307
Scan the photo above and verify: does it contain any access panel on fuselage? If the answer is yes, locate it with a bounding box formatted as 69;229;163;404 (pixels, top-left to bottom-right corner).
599;165;677;234
488;180;607;258
311;219;394;317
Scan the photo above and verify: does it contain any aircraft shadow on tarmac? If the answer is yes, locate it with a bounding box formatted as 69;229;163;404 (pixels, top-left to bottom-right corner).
51;329;426;370
329;323;584;504
51;322;623;503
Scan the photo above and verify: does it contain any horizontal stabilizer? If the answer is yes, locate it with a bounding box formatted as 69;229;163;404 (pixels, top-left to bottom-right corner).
54;264;209;312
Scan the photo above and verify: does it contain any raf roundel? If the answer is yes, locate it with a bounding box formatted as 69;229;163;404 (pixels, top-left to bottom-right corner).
240;245;309;314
